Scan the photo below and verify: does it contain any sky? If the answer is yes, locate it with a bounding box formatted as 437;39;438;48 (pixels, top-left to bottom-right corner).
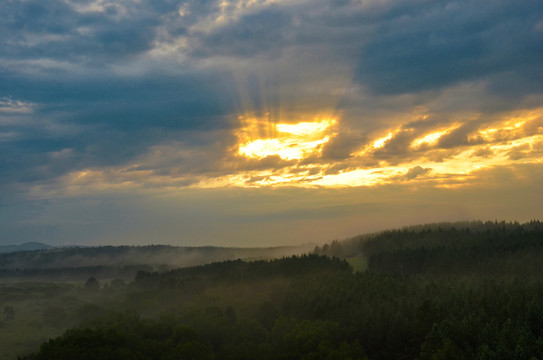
1;0;542;247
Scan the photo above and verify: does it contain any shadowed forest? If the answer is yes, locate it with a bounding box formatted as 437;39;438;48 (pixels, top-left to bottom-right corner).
2;220;543;359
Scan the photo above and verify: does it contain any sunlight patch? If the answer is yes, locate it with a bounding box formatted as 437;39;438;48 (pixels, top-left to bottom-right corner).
411;124;460;149
237;118;335;160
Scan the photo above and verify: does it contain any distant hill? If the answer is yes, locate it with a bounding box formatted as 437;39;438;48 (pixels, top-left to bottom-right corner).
0;243;316;280
0;243;315;269
0;242;53;254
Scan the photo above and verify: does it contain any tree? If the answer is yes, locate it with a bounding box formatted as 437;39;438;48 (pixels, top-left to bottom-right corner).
84;276;99;291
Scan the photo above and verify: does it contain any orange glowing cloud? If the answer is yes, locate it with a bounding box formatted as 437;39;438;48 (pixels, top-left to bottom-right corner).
43;107;543;193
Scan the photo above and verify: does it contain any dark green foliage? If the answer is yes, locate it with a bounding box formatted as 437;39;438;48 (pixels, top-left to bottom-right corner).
21;223;543;360
257;300;280;330
317;220;543;278
3;306;15;321
110;278;126;289
134;254;350;290
365;221;543;277
21;314;211;360
84;277;99;291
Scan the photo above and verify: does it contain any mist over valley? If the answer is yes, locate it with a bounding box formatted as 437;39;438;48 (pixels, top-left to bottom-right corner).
1;220;543;359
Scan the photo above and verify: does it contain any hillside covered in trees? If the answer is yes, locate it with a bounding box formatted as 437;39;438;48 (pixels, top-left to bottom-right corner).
0;244;314;281
316;220;543;277
10;220;543;359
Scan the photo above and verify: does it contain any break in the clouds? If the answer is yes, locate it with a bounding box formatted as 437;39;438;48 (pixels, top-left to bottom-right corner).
1;0;542;246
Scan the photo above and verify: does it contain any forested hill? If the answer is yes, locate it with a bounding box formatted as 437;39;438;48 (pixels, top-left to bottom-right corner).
133;255;351;290
0;242;53;254
20;253;543;359
315;220;543;277
0;244;314;281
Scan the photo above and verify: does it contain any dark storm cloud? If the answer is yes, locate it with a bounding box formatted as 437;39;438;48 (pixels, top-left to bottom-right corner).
356;0;543;96
186;0;377;60
0;69;239;186
0;0;159;64
0;0;241;186
1;69;236;125
190;8;294;58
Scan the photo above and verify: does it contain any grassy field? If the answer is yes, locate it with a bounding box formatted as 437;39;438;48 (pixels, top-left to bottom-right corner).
0;280;127;359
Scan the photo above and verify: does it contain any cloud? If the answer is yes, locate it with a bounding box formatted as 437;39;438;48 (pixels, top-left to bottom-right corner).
0;97;35;114
471;146;494;158
372;129;416;161
403;166;431;180
355;1;543;96
0;0;159;67
437;122;481;148
507;144;531;160
321;131;367;160
189;8;294;58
